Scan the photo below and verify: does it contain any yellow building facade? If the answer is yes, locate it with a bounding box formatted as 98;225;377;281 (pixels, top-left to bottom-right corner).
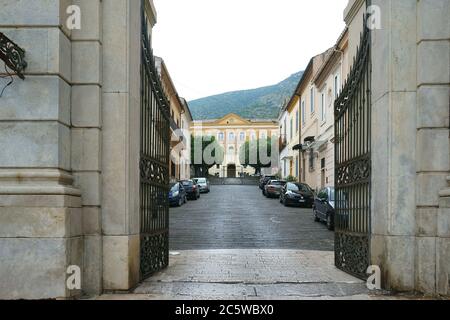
156;57;192;182
191;113;279;178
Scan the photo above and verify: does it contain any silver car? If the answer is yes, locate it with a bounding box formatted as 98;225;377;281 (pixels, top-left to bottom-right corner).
193;177;210;193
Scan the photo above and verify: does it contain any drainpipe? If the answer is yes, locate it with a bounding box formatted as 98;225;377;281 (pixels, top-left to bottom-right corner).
334;46;344;86
295;93;302;183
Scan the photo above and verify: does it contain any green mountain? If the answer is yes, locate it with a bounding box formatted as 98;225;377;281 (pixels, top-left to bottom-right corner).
188;71;304;120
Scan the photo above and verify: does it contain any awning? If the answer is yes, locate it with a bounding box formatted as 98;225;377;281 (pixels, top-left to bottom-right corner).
313;140;328;151
300;140;328;152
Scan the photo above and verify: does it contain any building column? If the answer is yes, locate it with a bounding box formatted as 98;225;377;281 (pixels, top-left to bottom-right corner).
0;0;83;299
71;0;103;295
101;0;143;291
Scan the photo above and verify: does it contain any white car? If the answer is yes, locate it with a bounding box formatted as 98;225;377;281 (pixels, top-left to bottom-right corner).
193;178;210;193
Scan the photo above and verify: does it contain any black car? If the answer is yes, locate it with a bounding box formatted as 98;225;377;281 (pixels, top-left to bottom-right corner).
280;182;315;207
181;180;200;200
313;187;335;230
168;182;187;207
259;175;276;190
263;180;287;198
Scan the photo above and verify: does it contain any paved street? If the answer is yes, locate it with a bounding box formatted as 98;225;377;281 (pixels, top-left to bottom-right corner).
130;249;374;300
169;185;334;251
124;185;377;299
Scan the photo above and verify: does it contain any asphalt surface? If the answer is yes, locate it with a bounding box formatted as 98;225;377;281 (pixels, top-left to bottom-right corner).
169;185;334;251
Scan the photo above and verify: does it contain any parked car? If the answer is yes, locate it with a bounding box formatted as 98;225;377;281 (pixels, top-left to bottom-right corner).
259;175;276;190
181;180;201;200
193;177;210;193
168;182;187;207
280;182;315;207
313;187;335;230
263;180;287;198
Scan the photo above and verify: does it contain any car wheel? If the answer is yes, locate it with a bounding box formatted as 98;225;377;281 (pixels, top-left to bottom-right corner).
283;198;288;207
313;209;320;222
280;196;283;203
326;214;334;231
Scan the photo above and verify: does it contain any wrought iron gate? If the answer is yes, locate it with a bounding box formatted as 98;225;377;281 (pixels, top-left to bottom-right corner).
139;3;170;279
334;18;371;279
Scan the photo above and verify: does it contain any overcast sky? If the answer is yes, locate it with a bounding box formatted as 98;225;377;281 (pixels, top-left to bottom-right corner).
152;0;348;101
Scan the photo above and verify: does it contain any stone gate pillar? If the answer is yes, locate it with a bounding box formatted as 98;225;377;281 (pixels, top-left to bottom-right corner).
101;0;151;291
0;0;83;299
369;0;450;295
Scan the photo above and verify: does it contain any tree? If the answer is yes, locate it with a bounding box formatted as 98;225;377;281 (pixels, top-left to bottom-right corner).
191;135;224;177
239;138;273;175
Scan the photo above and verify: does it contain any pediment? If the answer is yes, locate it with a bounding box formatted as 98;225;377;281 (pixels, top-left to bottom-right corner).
214;113;251;126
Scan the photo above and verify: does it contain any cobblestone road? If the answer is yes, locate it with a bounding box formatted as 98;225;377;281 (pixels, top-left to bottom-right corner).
126;185;374;299
96;185;404;299
132;249;372;300
169;185;334;251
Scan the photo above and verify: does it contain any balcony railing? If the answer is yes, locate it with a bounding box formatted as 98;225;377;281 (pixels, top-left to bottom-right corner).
279;134;287;152
170;118;186;145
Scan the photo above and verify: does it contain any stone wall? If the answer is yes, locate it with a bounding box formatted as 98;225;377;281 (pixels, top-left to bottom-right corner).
0;0;82;299
0;0;152;298
367;0;450;296
71;0;103;295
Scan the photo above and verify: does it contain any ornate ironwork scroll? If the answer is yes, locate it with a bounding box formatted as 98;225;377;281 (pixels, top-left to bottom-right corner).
140;0;171;279
0;32;27;79
334;16;372;279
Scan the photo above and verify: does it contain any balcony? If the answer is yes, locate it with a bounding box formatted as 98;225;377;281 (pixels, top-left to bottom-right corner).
170;118;186;147
279;134;287;152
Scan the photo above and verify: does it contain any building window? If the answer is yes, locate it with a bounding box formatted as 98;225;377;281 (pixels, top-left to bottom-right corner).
295;157;299;177
321;158;326;188
302;158;306;182
240;132;245;141
261;132;266;140
309;149;315;171
321;92;326;122
229;132;235;141
310;87;315;114
334;74;340;99
301;101;306;125
218;132;224;141
290;118;293;140
228;145;235;157
296;110;299;132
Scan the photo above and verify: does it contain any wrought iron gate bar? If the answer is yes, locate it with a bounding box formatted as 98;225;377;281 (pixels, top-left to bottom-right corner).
139;0;170;280
141;229;169;237
334;15;372;280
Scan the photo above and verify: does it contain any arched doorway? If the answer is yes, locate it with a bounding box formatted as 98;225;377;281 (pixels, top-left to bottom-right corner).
227;164;237;178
